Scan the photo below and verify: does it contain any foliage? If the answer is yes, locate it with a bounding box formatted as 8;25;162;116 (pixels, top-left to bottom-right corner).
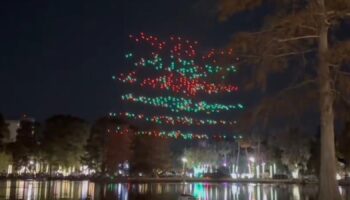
307;128;321;174
217;0;350;199
130;135;172;175
338;121;350;171
0;152;12;173
8;119;40;170
83;116;134;174
184;144;219;169
216;0;350;127
215;141;235;165
277;128;311;176
41;115;89;170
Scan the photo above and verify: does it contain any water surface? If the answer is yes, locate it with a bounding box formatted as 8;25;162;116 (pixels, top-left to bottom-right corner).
0;180;349;200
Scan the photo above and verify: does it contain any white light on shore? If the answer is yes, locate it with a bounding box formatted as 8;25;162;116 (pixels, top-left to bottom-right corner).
7;165;12;175
336;173;342;180
256;165;260;178
230;173;238;179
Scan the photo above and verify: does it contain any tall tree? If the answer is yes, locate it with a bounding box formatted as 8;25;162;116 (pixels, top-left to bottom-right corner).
83;116;133;174
277;128;311;178
184;145;219;170
218;0;350;199
0;152;12;173
130;135;172;176
9;119;40;171
41;115;89;173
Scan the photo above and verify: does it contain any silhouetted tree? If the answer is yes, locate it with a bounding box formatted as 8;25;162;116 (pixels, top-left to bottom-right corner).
218;0;350;199
277;128;311;178
130;135;172;176
9;119;40;171
83;116;133;174
0;152;12;173
41;115;89;173
338;121;350;171
184;145;219;170
308;127;321;175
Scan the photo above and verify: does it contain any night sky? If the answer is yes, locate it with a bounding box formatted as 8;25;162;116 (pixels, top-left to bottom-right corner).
0;0;264;122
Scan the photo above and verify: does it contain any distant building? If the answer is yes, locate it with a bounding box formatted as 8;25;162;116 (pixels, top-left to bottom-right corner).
4;120;20;143
4;115;37;143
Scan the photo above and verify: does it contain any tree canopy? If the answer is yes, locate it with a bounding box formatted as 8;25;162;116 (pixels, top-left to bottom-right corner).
217;0;350;199
130;135;172;176
83;116;134;174
41;115;89;170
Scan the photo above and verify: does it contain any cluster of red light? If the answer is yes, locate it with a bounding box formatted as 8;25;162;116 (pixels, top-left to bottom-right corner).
169;36;197;58
107;127;241;140
141;72;198;96
202;48;234;59
118;71;137;83
129;32;166;50
129;33;199;58
119;112;237;126
140;72;238;96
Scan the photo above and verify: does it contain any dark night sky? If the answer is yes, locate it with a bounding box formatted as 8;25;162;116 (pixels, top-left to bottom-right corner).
0;0;264;122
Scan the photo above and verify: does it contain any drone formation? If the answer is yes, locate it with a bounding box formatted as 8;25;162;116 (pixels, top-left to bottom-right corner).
113;32;244;140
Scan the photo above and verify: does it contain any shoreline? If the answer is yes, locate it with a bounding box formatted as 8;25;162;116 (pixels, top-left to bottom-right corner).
2;176;349;185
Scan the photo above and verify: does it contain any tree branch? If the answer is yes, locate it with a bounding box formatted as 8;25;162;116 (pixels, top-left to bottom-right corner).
277;35;319;42
335;90;350;109
268;49;316;58
277;79;316;97
337;70;350;77
299;24;318;32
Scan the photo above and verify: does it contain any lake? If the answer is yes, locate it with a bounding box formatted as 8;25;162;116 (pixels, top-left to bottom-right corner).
0;180;349;200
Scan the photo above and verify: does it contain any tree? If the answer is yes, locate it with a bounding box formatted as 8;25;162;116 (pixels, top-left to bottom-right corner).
218;0;350;199
183;144;219;176
0;113;9;150
130;135;172;176
277;128;311;178
215;141;234;166
83;116;133;174
41;115;89;173
308;127;321;175
338;121;350;172
9;119;40;171
0;152;12;173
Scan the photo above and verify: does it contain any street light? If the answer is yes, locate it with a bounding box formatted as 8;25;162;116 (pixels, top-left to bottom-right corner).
249;156;255;163
181;157;187;177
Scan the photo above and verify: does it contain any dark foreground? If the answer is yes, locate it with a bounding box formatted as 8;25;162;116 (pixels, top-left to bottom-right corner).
1;180;350;200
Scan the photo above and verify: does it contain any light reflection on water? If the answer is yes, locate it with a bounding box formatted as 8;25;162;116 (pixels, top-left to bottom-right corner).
0;180;349;200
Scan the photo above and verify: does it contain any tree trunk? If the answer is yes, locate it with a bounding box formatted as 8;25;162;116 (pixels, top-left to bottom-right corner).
318;0;341;199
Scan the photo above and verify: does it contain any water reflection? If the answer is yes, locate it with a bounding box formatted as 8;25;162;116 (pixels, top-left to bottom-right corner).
0;180;349;200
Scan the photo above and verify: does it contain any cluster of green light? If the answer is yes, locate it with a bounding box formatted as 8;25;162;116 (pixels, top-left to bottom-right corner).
125;53;133;58
117;112;237;126
136;130;243;140
132;55;237;79
121;93;244;113
204;65;237;72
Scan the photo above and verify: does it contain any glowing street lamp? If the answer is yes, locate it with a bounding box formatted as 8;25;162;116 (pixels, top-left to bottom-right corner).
249;156;255;163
